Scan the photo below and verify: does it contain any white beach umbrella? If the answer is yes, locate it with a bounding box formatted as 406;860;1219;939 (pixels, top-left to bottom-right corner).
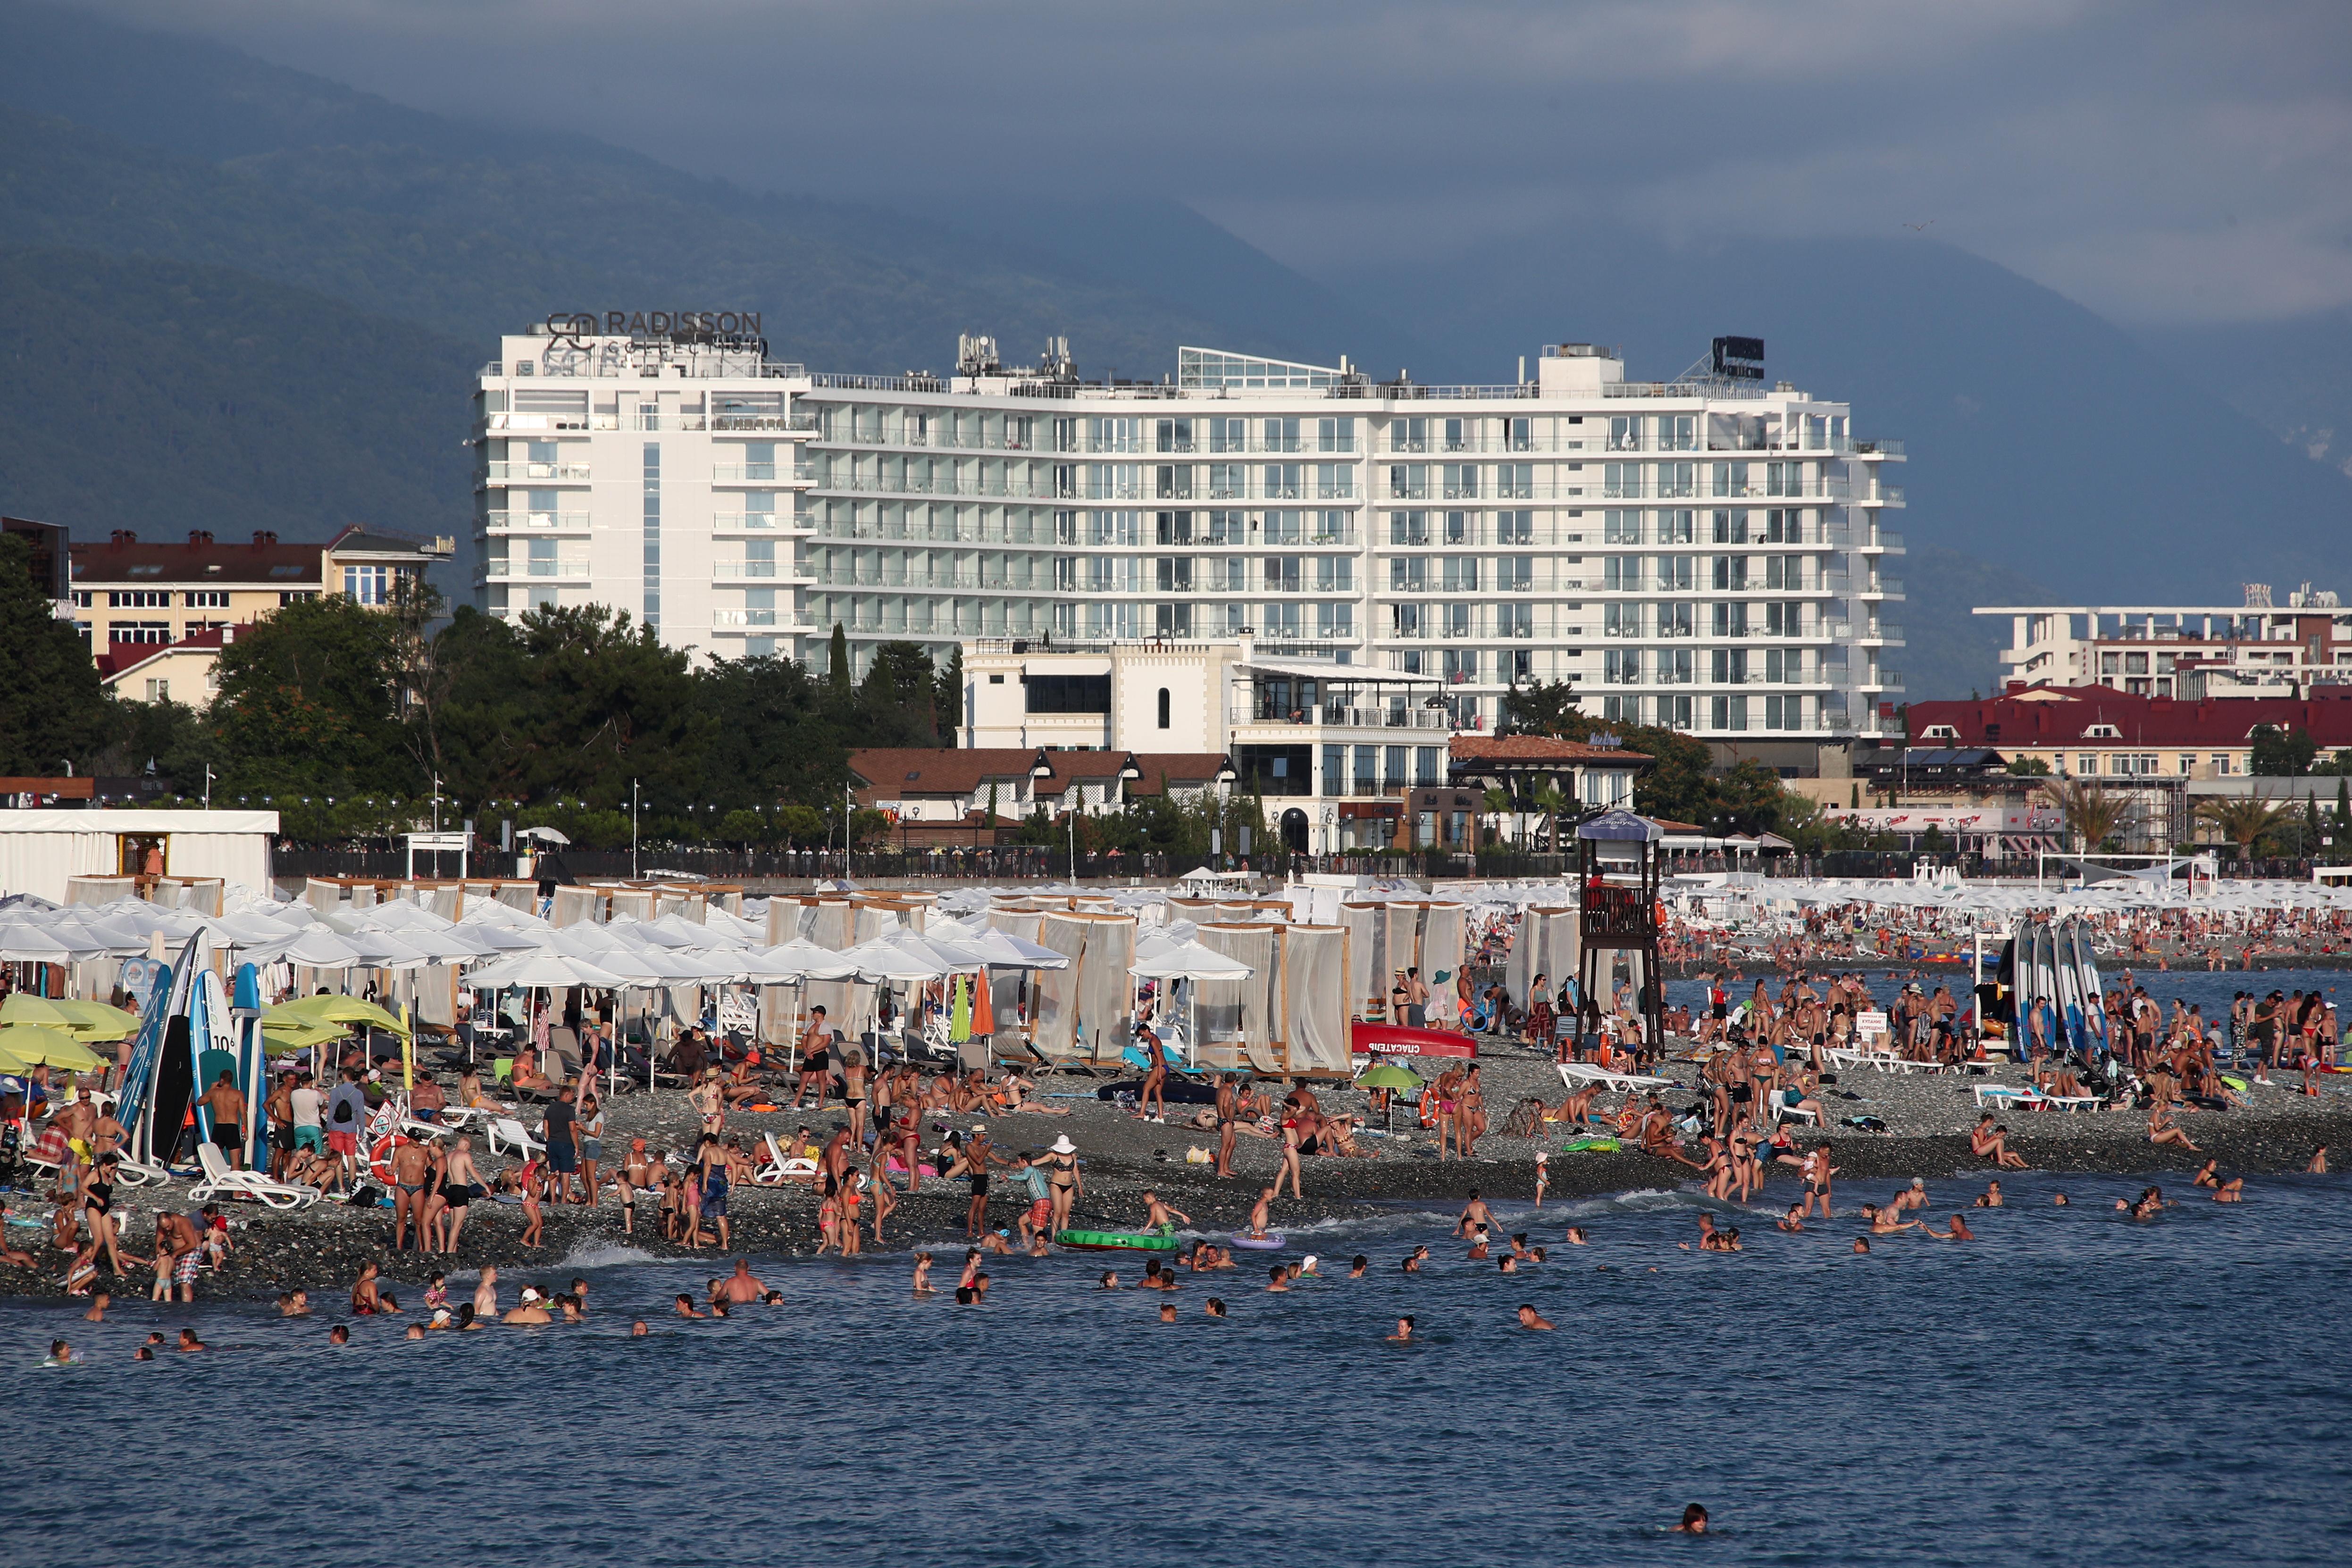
465;950;634;990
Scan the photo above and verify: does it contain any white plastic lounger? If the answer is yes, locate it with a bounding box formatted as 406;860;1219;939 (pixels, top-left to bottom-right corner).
1556;1062;1674;1094
485;1117;547;1160
753;1132;820;1186
189;1144;320;1210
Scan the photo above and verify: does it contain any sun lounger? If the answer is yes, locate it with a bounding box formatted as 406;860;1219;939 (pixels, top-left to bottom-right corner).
1556;1062;1675;1094
1973;1083;2047;1110
485;1116;546;1160
189;1143;320;1210
753;1132;820;1186
110;1155;172;1188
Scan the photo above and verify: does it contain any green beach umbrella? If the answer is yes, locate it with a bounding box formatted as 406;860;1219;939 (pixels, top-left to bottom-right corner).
0;1023;108;1071
1357;1063;1425;1091
0;994;75;1031
47;999;143;1040
264;996;410;1036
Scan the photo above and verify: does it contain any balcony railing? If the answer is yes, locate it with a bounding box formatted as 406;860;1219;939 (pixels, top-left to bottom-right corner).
484;511;590;530
485;462;590;481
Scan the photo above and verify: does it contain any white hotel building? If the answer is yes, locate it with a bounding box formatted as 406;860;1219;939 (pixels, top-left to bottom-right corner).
472;321;1903;771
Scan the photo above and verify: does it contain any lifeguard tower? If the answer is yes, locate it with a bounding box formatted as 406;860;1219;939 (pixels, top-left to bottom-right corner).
1574;809;1665;1058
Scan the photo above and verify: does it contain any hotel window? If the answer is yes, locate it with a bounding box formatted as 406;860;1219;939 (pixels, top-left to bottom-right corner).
184;590;230;608
2213;754;2235;775
1354;746;1379;793
109;590;171;608
144;679;170;703
1388;511;1430;545
2177;754;2197;775
1499;603;1533;639
342;565;392;604
2078;754;2099;774
1496;510;1533;545
1658;694;1692;728
1604;509;1641;544
1316;602;1353;638
111;622;170;645
1313;556;1353;592
1207;418;1247;454
1509;648;1535;683
1262;556;1302;593
1318;417;1355;453
1711;695;1749;731
1262;417;1301;453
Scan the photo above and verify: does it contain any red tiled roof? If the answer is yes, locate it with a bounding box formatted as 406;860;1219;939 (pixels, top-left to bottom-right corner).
94;626;229;680
1910;686;2352;748
1451;735;1651;764
73;531;325;587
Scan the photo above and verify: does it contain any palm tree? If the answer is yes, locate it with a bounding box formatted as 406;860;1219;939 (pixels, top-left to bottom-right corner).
2046;778;2128;853
1482;786;1517;848
2196;794;2294;864
1530;780;1569;853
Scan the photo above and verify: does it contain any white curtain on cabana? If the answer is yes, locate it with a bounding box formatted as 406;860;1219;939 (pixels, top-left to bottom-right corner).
1341;902;1381;1017
1034;912;1090;1057
1076;914;1136;1061
1200;923;1276;1051
1420;903;1465;989
1281;925;1348;1072
1507;906;1578;1008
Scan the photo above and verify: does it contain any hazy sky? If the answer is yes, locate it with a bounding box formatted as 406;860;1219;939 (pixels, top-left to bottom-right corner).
66;0;2352;325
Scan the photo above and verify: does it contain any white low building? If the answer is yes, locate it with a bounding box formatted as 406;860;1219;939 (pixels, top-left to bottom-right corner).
474;321;1903;771
0;810;278;904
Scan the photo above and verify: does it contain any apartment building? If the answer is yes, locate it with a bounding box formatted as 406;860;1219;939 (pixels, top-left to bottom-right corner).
473;321;1904;765
69;525;452;704
1979;584;2352;700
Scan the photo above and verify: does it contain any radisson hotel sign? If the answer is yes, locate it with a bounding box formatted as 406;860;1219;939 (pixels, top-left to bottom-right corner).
545;310;762;343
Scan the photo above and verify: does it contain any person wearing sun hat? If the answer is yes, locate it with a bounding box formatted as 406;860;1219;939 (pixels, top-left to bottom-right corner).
1042;1133;1081;1237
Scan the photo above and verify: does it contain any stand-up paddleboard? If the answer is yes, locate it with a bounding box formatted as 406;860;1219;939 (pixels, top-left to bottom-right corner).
186;965;236;1152
2033;922;2060;1058
1229;1232;1285;1250
114;960;175;1161
2051;921;2085;1057
2006;921;2034;1052
2067;922;2109;1060
125;934;213;1169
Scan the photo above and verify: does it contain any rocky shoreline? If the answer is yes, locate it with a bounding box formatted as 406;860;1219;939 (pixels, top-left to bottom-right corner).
8;1049;2343;1302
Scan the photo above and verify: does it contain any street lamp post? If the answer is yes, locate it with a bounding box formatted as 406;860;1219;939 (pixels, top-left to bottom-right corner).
631;778;640;879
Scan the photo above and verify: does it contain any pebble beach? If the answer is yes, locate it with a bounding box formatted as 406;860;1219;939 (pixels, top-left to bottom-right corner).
12;1034;2345;1302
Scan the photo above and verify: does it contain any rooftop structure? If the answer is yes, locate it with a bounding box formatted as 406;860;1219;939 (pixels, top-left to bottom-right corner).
473;322;1905;769
1977;584;2350;700
1907;685;2352;779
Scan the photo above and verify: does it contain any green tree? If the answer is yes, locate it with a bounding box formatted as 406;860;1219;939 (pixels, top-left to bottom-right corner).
2250;724;2317;777
932;646;964;746
693;652;845;812
2050;778;2129;853
0;534;111;773
1615;725;1717;824
826;622;853;704
2007;756;2051;776
209;594;418;804
2194;794;2292;863
858;641;941;746
1499;679;1591;740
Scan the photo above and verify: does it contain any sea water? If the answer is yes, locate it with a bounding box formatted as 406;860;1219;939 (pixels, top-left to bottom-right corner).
3;1169;2346;1565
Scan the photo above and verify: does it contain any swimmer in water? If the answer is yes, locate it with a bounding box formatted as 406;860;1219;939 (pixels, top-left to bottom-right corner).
1388;1316;1415;1342
1973;1180;2005;1208
1266;1265;1289;1293
2053;1192;2070;1206
1564;1226;1589;1246
1516;1304;1555;1331
42;1339;78;1367
2309;1145;2329;1174
1851;1237;1870;1254
1935;1214;1975;1241
1158;1301;1177;1323
1098;1271;1120;1290
1348;1255;1368;1279
1674;1504;1708;1534
1777;1205;1805;1233
1205;1297;1226;1317
912;1252;935;1296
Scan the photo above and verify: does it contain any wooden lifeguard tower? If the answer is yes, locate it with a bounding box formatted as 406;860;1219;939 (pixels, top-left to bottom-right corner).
1573;809;1666;1058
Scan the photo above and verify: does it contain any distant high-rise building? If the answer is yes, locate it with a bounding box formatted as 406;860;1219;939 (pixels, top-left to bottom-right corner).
472;320;1903;769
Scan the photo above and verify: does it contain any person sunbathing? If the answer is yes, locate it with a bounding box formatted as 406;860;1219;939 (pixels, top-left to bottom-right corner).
1970;1115;2030;1170
2148;1102;2200;1152
717;1059;767;1108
